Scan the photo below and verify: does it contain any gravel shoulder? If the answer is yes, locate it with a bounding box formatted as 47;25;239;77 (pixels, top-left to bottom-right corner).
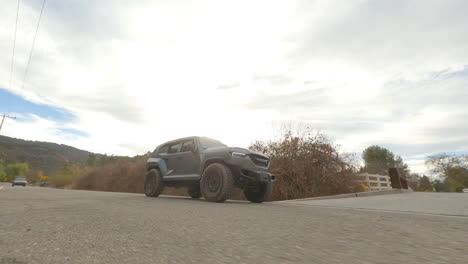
0;186;467;264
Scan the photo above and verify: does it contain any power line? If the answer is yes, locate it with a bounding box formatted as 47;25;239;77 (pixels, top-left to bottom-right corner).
21;0;47;90
8;0;21;91
0;114;16;135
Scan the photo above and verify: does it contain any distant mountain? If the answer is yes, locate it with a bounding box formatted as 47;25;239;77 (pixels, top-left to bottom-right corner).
0;135;93;175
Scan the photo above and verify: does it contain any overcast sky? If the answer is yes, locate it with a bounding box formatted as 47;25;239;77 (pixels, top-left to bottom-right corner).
1;0;467;174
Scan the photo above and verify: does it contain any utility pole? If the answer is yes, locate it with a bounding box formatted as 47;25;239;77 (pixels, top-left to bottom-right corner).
0;114;16;134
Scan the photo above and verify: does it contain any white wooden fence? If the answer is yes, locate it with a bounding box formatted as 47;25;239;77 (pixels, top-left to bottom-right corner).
354;173;392;191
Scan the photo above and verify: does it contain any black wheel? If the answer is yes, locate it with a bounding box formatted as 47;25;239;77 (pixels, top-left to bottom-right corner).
200;163;234;203
188;185;201;199
244;182;272;203
144;169;165;197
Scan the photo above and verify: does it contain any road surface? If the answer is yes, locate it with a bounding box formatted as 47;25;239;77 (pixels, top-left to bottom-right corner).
277;191;468;217
1;183;467;264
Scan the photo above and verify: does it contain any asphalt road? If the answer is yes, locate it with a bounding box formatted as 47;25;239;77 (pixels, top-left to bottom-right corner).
0;184;467;264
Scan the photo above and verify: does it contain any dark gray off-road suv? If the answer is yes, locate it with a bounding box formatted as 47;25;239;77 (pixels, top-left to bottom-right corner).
144;136;275;203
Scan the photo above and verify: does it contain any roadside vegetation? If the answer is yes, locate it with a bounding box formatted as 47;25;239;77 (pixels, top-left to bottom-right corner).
72;157;146;193
66;133;466;198
359;146;467;192
4;128;467;197
249;128;358;200
0;135;90;175
0;160;29;182
425;153;468;192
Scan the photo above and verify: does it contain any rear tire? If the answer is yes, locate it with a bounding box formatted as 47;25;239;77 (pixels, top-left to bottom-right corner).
144;169;165;197
188;185;201;199
244;182;272;203
200;163;234;203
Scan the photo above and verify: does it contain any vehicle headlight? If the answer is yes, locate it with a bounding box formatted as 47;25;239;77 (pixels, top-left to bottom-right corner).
231;152;248;158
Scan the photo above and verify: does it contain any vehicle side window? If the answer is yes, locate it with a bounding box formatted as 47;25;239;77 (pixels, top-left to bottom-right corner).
180;140;195;152
167;142;182;154
157;145;169;154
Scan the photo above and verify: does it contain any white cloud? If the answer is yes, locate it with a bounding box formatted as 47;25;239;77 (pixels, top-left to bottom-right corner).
1;0;467;174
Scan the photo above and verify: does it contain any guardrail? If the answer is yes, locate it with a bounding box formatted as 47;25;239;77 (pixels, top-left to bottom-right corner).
354;173;393;191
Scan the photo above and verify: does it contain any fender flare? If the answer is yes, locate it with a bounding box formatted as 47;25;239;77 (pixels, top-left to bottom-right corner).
146;158;168;176
200;158;229;174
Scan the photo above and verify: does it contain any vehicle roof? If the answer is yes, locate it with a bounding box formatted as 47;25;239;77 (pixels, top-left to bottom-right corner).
154;136;223;149
160;136;198;145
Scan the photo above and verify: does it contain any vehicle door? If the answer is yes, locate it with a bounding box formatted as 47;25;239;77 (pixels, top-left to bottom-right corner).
177;139;200;176
163;141;182;176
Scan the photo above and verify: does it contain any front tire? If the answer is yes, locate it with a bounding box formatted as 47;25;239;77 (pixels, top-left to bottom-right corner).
200;163;234;203
144;169;165;197
244;182;272;203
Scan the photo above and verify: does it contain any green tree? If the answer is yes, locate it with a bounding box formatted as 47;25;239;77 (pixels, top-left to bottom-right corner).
361;145;409;177
5;163;29;180
362;145;395;174
426;153;468;191
446;167;468;192
0;160;6;181
432;178;451;192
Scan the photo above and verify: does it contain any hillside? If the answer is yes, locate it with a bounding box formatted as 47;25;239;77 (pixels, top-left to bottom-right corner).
0;135;92;175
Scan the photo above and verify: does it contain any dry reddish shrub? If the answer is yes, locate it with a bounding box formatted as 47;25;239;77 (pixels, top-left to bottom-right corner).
72;159;146;193
250;130;356;200
72;157;197;197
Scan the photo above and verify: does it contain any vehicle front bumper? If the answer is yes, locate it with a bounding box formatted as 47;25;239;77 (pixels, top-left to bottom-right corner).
226;154;276;184
239;169;276;183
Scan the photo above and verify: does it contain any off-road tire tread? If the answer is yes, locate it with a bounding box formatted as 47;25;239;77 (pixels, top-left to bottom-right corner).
144;168;165;197
200;163;234;203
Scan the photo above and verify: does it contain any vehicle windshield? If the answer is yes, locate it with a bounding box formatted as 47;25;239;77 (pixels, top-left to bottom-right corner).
200;137;227;149
15;178;26;181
